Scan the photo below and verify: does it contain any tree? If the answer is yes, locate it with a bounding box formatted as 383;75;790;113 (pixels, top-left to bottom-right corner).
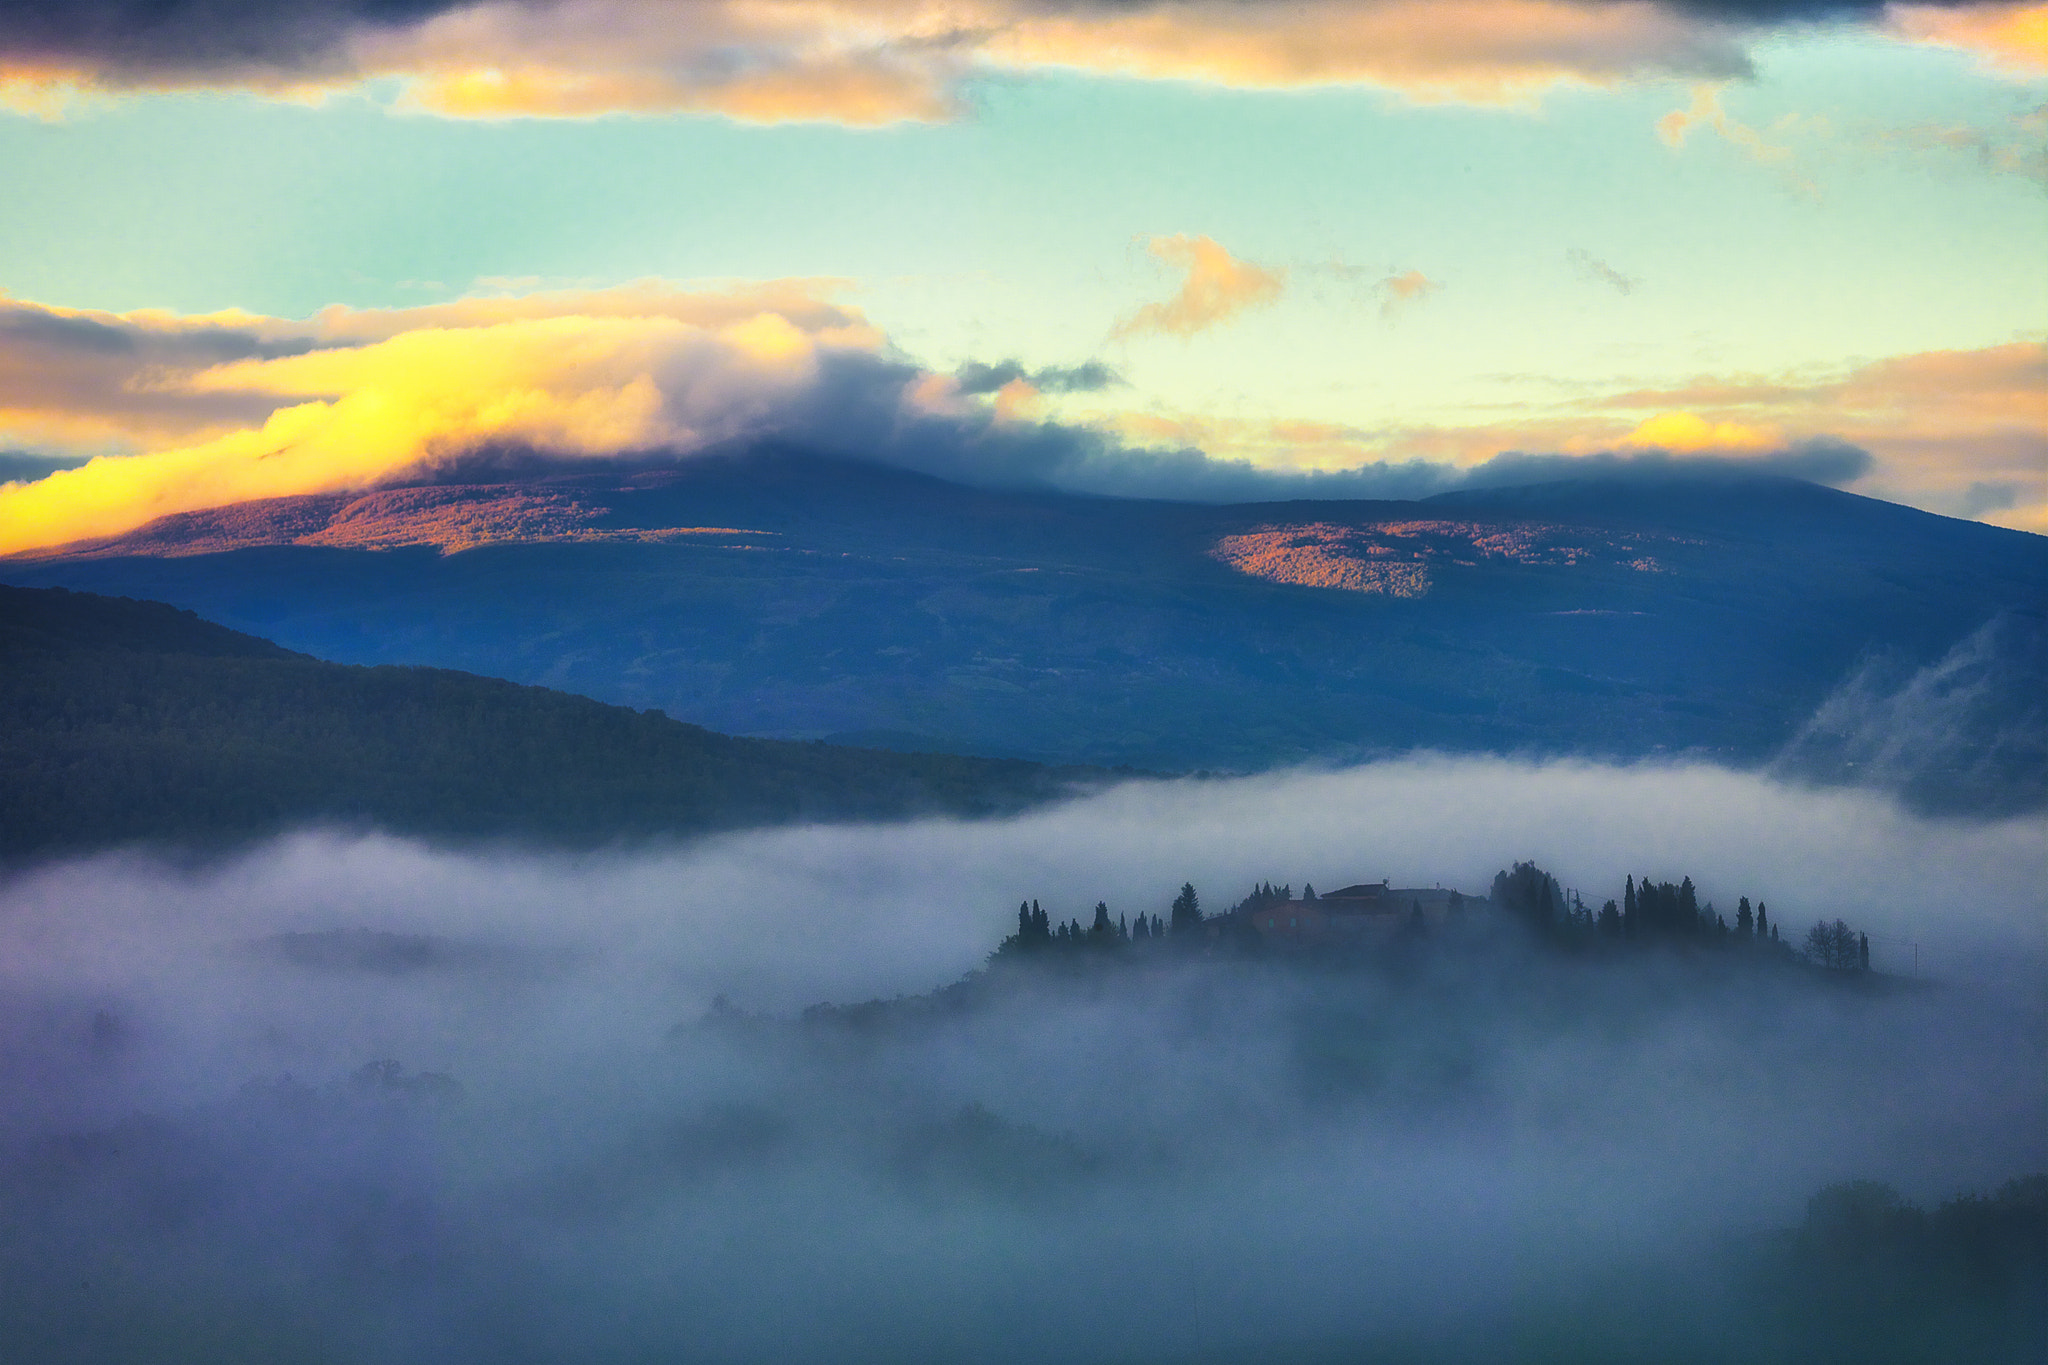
1598;899;1622;937
1737;896;1753;938
1492;861;1561;937
1757;903;1769;940
1170;882;1202;934
1859;932;1870;971
1302;883;1316;901
1804;918;1860;970
1624;875;1638;937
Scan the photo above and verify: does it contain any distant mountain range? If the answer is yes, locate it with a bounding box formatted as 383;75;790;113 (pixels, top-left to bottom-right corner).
6;451;2043;813
0;583;1109;863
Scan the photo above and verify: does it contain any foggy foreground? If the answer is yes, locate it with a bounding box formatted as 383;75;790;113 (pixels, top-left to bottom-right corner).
2;758;2042;1363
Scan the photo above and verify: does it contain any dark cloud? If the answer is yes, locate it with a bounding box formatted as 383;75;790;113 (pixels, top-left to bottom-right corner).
0;302;312;365
1457;437;1875;490
0;301;318;440
0;0;457;73
0;0;1995;82
953;358;1122;396
0;451;93;484
1961;480;2020;517
1566;247;1639;296
779;356;1880;503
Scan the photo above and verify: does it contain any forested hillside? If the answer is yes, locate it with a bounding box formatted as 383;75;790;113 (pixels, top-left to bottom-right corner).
0;585;1104;862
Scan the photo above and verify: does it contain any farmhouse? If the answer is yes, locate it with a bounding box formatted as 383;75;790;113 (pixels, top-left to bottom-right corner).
1244;880;1473;944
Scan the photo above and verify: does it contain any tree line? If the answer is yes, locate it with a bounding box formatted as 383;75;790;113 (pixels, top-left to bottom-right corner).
1494;860;1875;970
1000;864;1879;975
994;883;1205;958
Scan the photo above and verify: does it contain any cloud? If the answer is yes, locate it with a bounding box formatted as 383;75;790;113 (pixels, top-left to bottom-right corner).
1864;104;2048;185
0;0;1825;122
953;358;1121;395
1889;2;2048;76
1655;81;1815;192
0;282;2033;553
1567;247;1640;295
0;282;889;552
1775;613;2047;816
1375;267;1442;318
1592;341;2048;529
1112;235;1286;340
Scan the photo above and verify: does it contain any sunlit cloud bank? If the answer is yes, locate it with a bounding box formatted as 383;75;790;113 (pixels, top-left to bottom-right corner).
0;0;2038;123
4;282;2038;553
0;759;2040;1360
1110;339;2048;531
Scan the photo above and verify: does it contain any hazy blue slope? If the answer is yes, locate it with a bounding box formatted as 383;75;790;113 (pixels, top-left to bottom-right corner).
0;583;1101;861
6;456;2042;806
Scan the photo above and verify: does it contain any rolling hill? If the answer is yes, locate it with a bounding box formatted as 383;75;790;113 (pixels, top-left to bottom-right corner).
0;583;1109;863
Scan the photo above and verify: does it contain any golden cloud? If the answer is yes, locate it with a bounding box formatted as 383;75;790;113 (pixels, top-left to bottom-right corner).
1113;235;1286;339
1377;268;1443;318
1102;340;2048;530
0;282;893;555
1890;2;2048;75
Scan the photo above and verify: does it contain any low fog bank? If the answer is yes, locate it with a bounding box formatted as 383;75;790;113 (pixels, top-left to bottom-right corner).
1;759;2041;1362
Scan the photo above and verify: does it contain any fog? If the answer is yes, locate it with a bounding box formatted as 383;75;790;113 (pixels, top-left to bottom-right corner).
2;758;2041;1362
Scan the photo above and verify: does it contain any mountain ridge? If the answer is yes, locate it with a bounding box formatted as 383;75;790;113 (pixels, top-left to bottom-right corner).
6;452;2042;809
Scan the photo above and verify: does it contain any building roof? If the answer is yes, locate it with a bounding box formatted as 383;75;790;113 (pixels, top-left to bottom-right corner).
1319;882;1389;900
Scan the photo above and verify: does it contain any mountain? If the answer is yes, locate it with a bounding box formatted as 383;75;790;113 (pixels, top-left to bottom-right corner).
0;583;1108;863
6;451;2044;810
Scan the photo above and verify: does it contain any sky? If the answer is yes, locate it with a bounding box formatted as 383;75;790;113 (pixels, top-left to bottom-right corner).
0;0;2043;552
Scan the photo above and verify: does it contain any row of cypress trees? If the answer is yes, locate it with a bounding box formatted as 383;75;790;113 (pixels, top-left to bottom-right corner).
995;883;1204;956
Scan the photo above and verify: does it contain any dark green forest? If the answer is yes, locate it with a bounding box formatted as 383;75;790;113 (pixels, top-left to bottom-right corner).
0;585;1107;861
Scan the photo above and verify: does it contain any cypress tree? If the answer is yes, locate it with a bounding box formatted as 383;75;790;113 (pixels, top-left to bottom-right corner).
1737;897;1753;937
1757;903;1769;940
1598;899;1621;937
1624;875;1637;937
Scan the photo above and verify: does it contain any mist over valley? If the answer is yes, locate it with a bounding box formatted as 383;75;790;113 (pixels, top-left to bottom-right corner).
2;760;2042;1362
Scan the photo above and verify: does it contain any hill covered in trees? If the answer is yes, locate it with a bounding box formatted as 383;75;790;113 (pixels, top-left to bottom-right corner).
0;585;1115;863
